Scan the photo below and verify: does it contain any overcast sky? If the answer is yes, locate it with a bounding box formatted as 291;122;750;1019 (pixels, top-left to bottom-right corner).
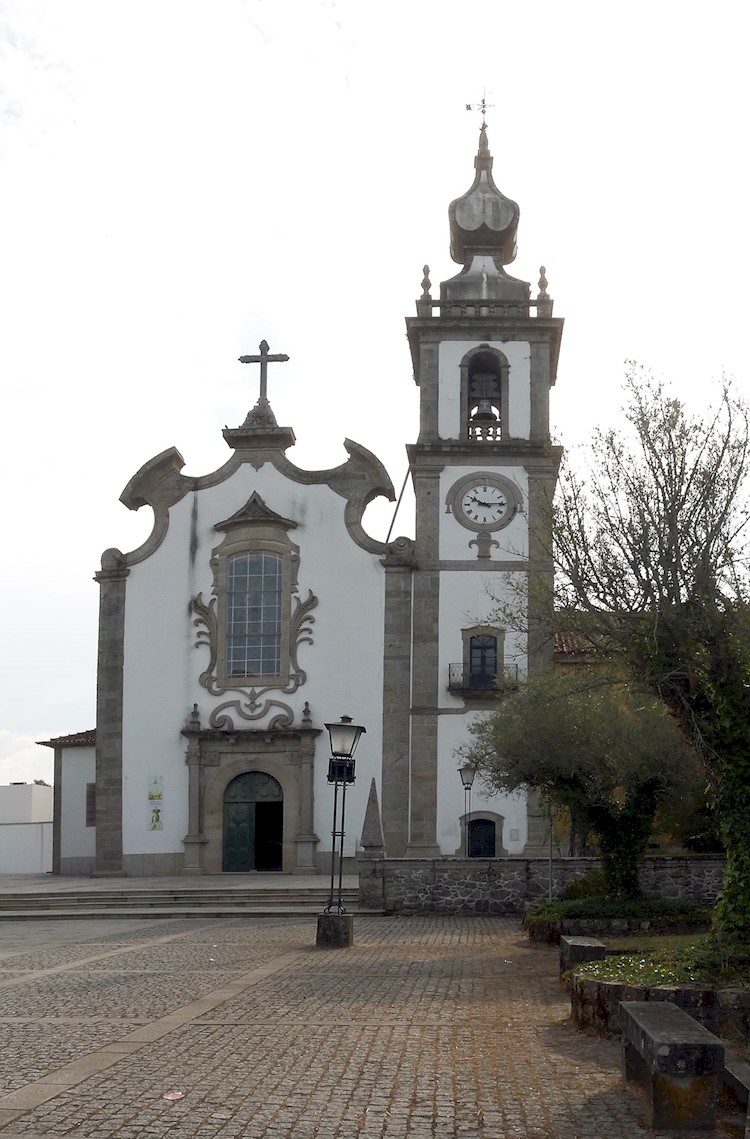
1;0;748;785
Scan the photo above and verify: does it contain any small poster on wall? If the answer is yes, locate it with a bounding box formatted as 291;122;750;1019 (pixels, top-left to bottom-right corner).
148;776;164;830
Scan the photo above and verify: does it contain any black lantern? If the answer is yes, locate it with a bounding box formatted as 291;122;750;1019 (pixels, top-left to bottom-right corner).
323;716;366;914
458;761;478;857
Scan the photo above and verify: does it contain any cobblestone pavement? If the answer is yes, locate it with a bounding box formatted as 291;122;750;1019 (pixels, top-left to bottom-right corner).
0;914;744;1139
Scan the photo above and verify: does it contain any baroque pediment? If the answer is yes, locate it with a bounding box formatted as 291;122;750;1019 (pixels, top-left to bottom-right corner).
214;492;297;534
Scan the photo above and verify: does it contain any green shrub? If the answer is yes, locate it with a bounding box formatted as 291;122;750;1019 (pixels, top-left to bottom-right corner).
544;894;709;921
558;868;607;901
524;893;711;941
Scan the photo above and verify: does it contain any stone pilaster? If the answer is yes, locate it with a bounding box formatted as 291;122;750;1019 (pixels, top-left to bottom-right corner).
407;470;441;857
293;730;318;873
526;464;559;673
380;538;415;857
182;706;207;874
92;549;129;877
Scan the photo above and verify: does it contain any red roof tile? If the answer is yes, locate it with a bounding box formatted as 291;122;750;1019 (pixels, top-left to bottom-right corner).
37;729;96;748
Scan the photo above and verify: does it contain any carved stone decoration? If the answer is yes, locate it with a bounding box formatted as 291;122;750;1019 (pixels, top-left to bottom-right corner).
469;530;500;560
210;698;295;731
188;489;319;731
192;589;319;729
537;265;553;317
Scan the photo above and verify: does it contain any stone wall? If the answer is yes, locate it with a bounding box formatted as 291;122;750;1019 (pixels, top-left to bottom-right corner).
571;974;750;1042
358;856;727;915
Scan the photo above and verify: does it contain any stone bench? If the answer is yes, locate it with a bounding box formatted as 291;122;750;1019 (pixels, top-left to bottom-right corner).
559;934;606;977
620;1000;725;1130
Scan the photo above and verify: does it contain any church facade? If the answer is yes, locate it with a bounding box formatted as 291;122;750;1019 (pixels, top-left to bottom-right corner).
48;126;563;876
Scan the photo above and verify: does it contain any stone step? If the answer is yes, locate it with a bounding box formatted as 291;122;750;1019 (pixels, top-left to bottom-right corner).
0;903;382;921
0;885;363;918
0;892;358;909
0;890;358;901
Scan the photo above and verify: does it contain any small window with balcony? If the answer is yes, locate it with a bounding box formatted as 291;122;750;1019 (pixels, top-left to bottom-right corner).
448;625;506;694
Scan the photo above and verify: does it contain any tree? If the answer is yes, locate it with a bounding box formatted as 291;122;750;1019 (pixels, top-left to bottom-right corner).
551;368;750;941
463;670;695;898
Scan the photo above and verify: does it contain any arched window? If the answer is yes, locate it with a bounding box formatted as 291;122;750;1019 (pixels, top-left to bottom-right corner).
226;551;282;678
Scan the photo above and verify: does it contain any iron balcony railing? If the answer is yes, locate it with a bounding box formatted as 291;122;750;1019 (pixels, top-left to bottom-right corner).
448;663;519;692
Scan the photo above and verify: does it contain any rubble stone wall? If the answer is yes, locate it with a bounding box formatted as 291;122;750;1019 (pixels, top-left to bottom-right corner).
357;856;727;915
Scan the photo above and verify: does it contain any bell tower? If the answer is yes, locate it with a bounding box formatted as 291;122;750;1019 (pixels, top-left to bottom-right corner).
380;124;563;858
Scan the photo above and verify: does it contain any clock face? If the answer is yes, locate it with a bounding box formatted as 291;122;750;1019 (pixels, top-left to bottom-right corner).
460;483;508;527
448;473;520;532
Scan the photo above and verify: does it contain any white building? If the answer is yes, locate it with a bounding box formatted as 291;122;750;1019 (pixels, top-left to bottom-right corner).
46;126;562;876
0;782;54;873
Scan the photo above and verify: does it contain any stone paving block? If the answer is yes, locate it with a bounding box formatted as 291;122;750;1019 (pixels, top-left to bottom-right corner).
0;914;741;1137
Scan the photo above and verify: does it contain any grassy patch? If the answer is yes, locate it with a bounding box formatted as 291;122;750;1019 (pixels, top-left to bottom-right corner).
579;935;750;988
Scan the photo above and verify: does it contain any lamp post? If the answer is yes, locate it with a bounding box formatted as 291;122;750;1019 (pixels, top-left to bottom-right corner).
458;761;477;858
316;715;366;948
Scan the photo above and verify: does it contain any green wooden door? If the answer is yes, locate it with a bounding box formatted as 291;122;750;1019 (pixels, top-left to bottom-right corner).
223;772;283;872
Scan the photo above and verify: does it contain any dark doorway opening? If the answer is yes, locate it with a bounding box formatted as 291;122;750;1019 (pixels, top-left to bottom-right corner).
223;771;283;872
468;818;496;858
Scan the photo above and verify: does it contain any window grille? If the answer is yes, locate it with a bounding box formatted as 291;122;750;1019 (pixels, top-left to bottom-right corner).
226;551;282;677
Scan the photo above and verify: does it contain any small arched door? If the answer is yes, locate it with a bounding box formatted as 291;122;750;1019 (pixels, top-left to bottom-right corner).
223;771;283;872
468;818;496;858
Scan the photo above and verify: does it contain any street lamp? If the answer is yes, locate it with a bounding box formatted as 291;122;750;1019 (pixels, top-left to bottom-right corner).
458;760;477;858
323;715;366;915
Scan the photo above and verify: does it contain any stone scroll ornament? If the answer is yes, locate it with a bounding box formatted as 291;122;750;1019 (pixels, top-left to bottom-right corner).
191;589;318;730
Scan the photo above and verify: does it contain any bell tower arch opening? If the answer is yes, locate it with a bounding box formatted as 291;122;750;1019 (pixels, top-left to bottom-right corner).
460;346;510;442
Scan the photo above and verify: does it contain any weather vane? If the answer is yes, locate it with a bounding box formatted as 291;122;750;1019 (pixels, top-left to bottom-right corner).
465;94;494;125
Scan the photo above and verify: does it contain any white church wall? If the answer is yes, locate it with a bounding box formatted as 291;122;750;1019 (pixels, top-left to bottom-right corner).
119;454;386;861
437;340;531;440
59;746;95;860
439;466;530;563
121;487;195;858
437;564;529;686
434;713;528;855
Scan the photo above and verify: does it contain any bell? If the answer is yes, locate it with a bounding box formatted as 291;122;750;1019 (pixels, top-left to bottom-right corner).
470;399;498;424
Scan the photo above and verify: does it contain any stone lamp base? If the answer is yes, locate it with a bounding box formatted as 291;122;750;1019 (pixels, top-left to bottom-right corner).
316;913;354;948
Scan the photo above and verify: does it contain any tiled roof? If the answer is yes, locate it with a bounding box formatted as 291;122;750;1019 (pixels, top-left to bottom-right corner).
37;729;96;748
554;631;594;655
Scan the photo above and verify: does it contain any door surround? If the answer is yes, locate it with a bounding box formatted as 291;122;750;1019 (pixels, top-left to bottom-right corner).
182;726;320;874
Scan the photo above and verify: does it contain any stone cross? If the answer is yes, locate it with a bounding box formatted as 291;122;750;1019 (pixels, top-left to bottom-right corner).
238;340;289;404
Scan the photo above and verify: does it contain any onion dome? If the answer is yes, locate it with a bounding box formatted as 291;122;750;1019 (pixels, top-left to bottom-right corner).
442;125;529;304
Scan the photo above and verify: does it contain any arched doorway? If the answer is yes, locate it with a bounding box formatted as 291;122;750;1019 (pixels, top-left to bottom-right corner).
223;771;283;872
